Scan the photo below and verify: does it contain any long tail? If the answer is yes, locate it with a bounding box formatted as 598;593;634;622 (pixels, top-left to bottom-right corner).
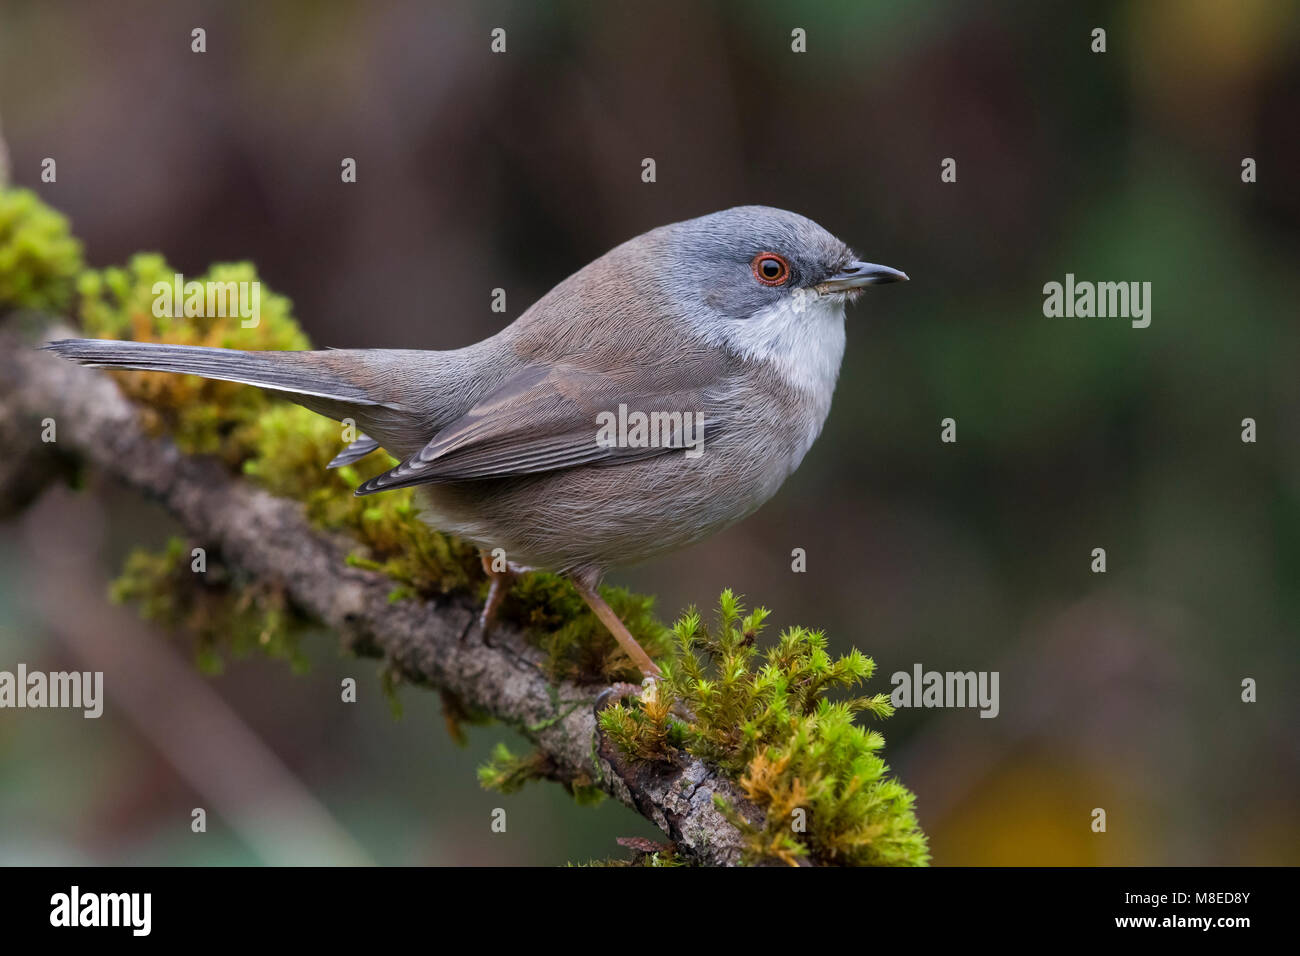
43;338;395;407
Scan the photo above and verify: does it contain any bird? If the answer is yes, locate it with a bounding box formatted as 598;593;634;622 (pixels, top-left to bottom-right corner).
45;206;907;678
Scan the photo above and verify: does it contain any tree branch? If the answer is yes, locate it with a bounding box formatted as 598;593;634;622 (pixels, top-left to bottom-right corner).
0;321;756;865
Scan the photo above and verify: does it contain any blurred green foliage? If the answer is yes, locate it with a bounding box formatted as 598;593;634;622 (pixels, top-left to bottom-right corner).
0;188;83;311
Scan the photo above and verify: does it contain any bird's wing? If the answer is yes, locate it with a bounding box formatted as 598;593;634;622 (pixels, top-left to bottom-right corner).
354;352;726;494
327;433;382;469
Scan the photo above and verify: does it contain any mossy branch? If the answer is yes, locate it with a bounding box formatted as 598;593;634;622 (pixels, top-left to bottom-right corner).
0;319;766;864
0;187;926;865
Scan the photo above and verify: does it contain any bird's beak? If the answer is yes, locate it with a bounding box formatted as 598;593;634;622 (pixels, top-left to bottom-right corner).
818;261;909;293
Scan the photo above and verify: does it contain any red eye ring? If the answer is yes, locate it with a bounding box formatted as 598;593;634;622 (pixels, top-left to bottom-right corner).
751;252;790;286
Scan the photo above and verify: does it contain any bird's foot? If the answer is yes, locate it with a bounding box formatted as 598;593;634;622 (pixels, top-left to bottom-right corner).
595;678;695;727
568;571;662;679
477;552;533;642
594;682;644;713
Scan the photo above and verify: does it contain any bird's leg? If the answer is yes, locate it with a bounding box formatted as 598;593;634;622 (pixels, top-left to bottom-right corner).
478;551;530;635
569;571;662;679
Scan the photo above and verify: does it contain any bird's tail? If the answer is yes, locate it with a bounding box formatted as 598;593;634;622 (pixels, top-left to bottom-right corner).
45;335;449;463
42;338;392;408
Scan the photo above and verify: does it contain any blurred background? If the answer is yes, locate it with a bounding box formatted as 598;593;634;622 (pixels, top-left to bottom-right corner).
1;0;1297;865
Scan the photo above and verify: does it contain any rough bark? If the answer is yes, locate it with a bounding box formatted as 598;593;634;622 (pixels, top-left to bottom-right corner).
0;320;755;866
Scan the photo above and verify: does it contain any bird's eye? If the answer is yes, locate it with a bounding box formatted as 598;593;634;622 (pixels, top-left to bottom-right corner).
751;252;790;287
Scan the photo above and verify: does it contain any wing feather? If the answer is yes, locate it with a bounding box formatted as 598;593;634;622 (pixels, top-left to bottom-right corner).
354;353;726;495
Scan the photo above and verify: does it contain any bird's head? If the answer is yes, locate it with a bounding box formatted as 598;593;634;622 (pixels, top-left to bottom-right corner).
646;205;907;386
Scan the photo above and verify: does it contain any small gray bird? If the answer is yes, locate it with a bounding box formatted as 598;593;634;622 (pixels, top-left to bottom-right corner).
47;206;906;676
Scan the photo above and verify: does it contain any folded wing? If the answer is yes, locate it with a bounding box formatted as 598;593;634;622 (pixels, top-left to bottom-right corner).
354;352;726;495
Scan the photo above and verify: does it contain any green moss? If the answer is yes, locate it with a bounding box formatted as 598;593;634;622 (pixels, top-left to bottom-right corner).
500;572;673;683
437;689;494;746
73;251;480;601
476;742;552;794
110;536;309;674
77;254;309;465
0;188;84;311
598;590;929;867
477;740;604;806
242;404;479;596
15;195;929;865
62;232;659;676
74;255;475;662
